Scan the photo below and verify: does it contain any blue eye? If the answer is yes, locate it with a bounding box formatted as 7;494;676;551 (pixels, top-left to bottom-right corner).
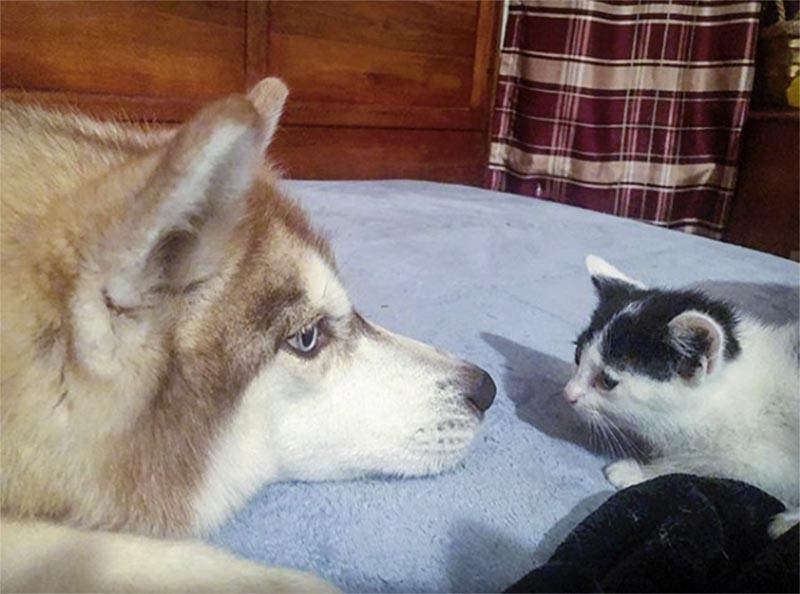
287;324;319;355
595;371;619;391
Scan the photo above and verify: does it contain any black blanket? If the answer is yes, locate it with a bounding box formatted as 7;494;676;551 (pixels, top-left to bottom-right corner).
506;474;799;593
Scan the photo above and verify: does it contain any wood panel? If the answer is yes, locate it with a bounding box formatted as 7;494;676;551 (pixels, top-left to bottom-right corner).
1;1;246;100
725;109;800;260
271;127;486;185
0;0;501;184
270;1;477;106
267;0;493;130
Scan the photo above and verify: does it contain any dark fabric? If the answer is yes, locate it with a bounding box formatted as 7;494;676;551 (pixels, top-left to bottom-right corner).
506;474;799;593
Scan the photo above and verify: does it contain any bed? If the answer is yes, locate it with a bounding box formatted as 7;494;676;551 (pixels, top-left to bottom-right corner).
207;180;799;593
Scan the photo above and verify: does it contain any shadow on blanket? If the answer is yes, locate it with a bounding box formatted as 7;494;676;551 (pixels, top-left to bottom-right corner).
506;474;799;593
693;281;798;326
481;333;592;451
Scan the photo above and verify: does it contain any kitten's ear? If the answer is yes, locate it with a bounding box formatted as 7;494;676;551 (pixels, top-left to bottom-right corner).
668;310;725;384
585;255;646;301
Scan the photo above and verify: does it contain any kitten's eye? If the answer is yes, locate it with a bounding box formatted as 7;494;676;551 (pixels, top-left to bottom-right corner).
287;323;321;356
595;371;619;391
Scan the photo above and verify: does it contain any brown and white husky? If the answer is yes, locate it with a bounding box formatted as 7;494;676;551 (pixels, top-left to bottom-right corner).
0;79;496;592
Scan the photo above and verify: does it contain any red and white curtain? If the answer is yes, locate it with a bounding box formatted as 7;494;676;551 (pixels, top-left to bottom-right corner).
487;1;761;238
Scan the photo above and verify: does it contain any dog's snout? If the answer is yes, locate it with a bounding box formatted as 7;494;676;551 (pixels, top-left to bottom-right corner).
466;368;496;413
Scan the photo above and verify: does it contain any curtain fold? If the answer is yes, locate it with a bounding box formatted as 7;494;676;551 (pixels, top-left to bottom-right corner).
487;0;761;238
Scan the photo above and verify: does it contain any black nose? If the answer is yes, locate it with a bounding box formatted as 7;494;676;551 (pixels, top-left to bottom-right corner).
467;369;497;413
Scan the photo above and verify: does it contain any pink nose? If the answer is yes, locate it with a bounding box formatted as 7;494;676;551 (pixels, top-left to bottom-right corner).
564;381;582;405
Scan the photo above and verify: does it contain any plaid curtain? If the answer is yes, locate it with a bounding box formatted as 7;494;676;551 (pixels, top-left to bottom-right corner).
487;0;761;238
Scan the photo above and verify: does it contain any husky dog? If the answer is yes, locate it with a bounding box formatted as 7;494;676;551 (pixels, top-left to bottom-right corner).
566;256;799;538
0;79;496;592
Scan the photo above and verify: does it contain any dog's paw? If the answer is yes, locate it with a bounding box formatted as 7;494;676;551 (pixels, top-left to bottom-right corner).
768;508;800;539
604;458;645;490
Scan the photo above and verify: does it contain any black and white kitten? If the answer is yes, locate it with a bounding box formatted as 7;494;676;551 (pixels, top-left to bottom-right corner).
566;255;799;537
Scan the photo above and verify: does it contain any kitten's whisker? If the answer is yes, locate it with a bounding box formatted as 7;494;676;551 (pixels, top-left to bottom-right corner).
588;418;599;453
604;421;624;458
604;417;630;458
605;416;646;460
595;418;617;458
587;417;600;454
606;419;635;458
595;419;612;457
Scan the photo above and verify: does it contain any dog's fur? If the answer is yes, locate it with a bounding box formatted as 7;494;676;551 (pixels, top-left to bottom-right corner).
0;79;494;592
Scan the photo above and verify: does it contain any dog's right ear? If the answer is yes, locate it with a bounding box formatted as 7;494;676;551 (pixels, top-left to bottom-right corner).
71;82;288;374
98;81;288;307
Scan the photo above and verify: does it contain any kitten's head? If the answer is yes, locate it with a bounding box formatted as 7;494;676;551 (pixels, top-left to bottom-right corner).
565;256;741;425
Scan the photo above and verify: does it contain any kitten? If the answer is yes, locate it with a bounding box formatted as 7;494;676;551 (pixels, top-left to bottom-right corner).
566;255;799;538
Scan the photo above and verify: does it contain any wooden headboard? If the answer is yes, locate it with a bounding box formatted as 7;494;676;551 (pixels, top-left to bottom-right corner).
1;0;501;185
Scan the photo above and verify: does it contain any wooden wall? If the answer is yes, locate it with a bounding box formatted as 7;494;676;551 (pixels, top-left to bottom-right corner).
725;108;800;261
1;0;501;185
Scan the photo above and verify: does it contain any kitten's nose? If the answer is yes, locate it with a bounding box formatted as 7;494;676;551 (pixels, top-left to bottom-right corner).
465;368;497;413
564;381;582;405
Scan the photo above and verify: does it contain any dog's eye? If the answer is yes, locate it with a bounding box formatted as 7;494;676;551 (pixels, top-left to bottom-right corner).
595;371;619;391
287;323;321;356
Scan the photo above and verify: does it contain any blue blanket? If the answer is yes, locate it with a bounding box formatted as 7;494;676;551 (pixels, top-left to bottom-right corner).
208;180;799;593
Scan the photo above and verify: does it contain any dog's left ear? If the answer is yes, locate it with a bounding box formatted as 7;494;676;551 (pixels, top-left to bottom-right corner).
668;310;725;384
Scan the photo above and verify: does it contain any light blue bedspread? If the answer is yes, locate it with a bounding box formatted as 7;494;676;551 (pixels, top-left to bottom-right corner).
209;180;799;593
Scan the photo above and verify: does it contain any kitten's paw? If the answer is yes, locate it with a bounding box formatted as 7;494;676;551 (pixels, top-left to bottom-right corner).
768;508;800;539
604;458;645;490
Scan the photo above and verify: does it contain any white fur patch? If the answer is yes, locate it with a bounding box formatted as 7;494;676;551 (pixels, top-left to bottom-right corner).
1;519;338;592
604;458;645;489
190;372;282;532
301;251;351;320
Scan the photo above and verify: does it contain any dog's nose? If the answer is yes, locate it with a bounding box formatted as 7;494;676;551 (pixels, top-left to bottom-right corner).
467;369;497;413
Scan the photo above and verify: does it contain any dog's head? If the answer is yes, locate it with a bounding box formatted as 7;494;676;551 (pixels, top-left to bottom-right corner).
55;79;495;531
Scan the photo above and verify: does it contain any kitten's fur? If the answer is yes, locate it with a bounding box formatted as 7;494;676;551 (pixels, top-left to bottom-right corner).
566;256;799;537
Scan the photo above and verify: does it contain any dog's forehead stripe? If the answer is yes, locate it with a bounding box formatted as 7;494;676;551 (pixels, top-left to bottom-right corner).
302;251;350;318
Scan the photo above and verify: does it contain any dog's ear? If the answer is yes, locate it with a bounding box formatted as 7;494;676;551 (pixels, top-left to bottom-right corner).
97;82;288;308
247;77;289;147
97;96;264;308
71;84;288;374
